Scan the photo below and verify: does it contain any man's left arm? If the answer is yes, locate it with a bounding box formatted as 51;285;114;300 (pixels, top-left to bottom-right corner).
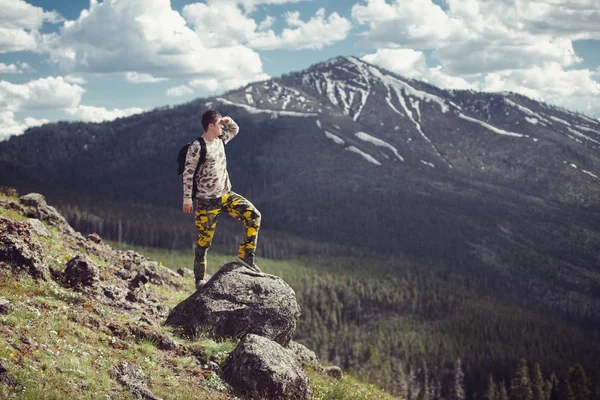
220;117;239;144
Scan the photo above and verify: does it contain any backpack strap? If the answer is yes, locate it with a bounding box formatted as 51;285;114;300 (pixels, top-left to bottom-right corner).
191;137;206;199
197;137;207;168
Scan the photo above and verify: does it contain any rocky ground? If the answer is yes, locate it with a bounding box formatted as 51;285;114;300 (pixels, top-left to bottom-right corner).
0;191;349;400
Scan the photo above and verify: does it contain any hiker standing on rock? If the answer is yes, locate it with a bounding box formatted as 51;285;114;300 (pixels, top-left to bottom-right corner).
181;109;261;290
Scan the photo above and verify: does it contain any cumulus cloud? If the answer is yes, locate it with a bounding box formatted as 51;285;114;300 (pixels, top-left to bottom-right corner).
0;0;62;53
0;77;84;111
0;62;32;74
0;76;84;138
351;0;587;74
64;75;87;84
65;105;144;123
249;8;352;50
353;0;600;117
183;4;352;51
0;76;144;138
189;75;268;92
483;63;600;116
0;111;49;138
42;0;267;90
362;49;475;90
167;85;194;97
124;72;168;84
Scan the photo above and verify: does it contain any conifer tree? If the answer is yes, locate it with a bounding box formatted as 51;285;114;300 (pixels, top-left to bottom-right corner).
510;359;533;400
452;357;466;400
487;374;498;400
592;382;600;400
543;379;552;400
568;364;591;400
531;363;545;400
498;381;509;400
556;375;575;400
548;373;559;400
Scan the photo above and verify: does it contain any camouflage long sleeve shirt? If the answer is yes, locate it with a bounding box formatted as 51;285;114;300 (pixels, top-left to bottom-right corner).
182;119;240;204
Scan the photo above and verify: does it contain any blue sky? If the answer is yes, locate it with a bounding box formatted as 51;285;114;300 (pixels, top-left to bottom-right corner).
1;0;599;139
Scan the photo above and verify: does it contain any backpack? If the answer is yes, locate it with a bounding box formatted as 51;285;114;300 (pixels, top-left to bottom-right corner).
177;136;207;199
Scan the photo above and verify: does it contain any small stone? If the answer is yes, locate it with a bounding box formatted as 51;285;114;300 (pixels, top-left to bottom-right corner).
324;366;343;380
86;233;102;244
64;254;99;288
0;297;13;315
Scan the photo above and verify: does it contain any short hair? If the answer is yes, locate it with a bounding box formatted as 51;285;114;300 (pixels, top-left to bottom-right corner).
201;109;222;132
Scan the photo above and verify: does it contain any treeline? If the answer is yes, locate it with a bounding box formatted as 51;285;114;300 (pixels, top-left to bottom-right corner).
278;257;600;400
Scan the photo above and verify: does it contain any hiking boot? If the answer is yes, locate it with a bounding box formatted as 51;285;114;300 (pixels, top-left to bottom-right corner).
195;279;207;290
235;256;261;273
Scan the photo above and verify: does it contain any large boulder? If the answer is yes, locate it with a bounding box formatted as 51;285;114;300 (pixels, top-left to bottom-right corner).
222;334;312;400
165;262;301;346
0;217;50;280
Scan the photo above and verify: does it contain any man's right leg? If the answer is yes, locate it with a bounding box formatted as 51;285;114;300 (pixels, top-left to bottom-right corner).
193;198;222;288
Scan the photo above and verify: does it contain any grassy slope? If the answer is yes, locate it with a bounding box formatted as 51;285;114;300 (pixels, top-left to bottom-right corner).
0;192;400;400
112;242;600;398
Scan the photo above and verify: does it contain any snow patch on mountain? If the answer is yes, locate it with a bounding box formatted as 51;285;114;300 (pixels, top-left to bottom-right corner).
548;115;572;127
525;117;539;125
325;131;345;145
217;98;318;118
458;113;527;138
355;132;404;161
566;127;600;145
346;146;381;166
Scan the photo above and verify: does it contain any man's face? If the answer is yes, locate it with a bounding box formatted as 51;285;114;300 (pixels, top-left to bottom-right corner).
208;115;223;134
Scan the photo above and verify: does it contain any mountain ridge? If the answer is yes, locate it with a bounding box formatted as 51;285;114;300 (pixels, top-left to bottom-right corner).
1;55;599;335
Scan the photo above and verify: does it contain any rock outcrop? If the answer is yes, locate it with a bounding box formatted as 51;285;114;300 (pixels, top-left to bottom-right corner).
222;334;312;400
0;217;50;280
165;262;301;346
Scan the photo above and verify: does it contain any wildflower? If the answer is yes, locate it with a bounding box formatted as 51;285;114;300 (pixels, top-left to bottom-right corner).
9;353;14;357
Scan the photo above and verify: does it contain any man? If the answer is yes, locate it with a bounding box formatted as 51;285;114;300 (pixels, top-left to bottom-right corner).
182;109;261;290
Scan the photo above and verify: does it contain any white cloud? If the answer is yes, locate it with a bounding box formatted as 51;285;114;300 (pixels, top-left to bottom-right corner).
351;0;587;74
0;111;49;138
125;72;168;84
362;49;475;90
210;0;311;13
0;76;145;138
0;76;84;138
64;75;87;84
43;0;267;89
258;15;275;31
183;3;351;51
0;0;61;30
0;27;39;53
167;85;193;97
0;62;31;74
483;63;600;116
65;105;144;123
190;75;268;92
0;77;84;111
353;0;600;117
249;8;352;50
0;0;62;53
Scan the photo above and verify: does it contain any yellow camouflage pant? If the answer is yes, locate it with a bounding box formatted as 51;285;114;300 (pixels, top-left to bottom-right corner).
193;191;261;280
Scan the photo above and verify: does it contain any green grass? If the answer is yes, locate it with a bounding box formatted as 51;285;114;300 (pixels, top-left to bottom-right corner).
1;192;403;400
309;369;399;400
